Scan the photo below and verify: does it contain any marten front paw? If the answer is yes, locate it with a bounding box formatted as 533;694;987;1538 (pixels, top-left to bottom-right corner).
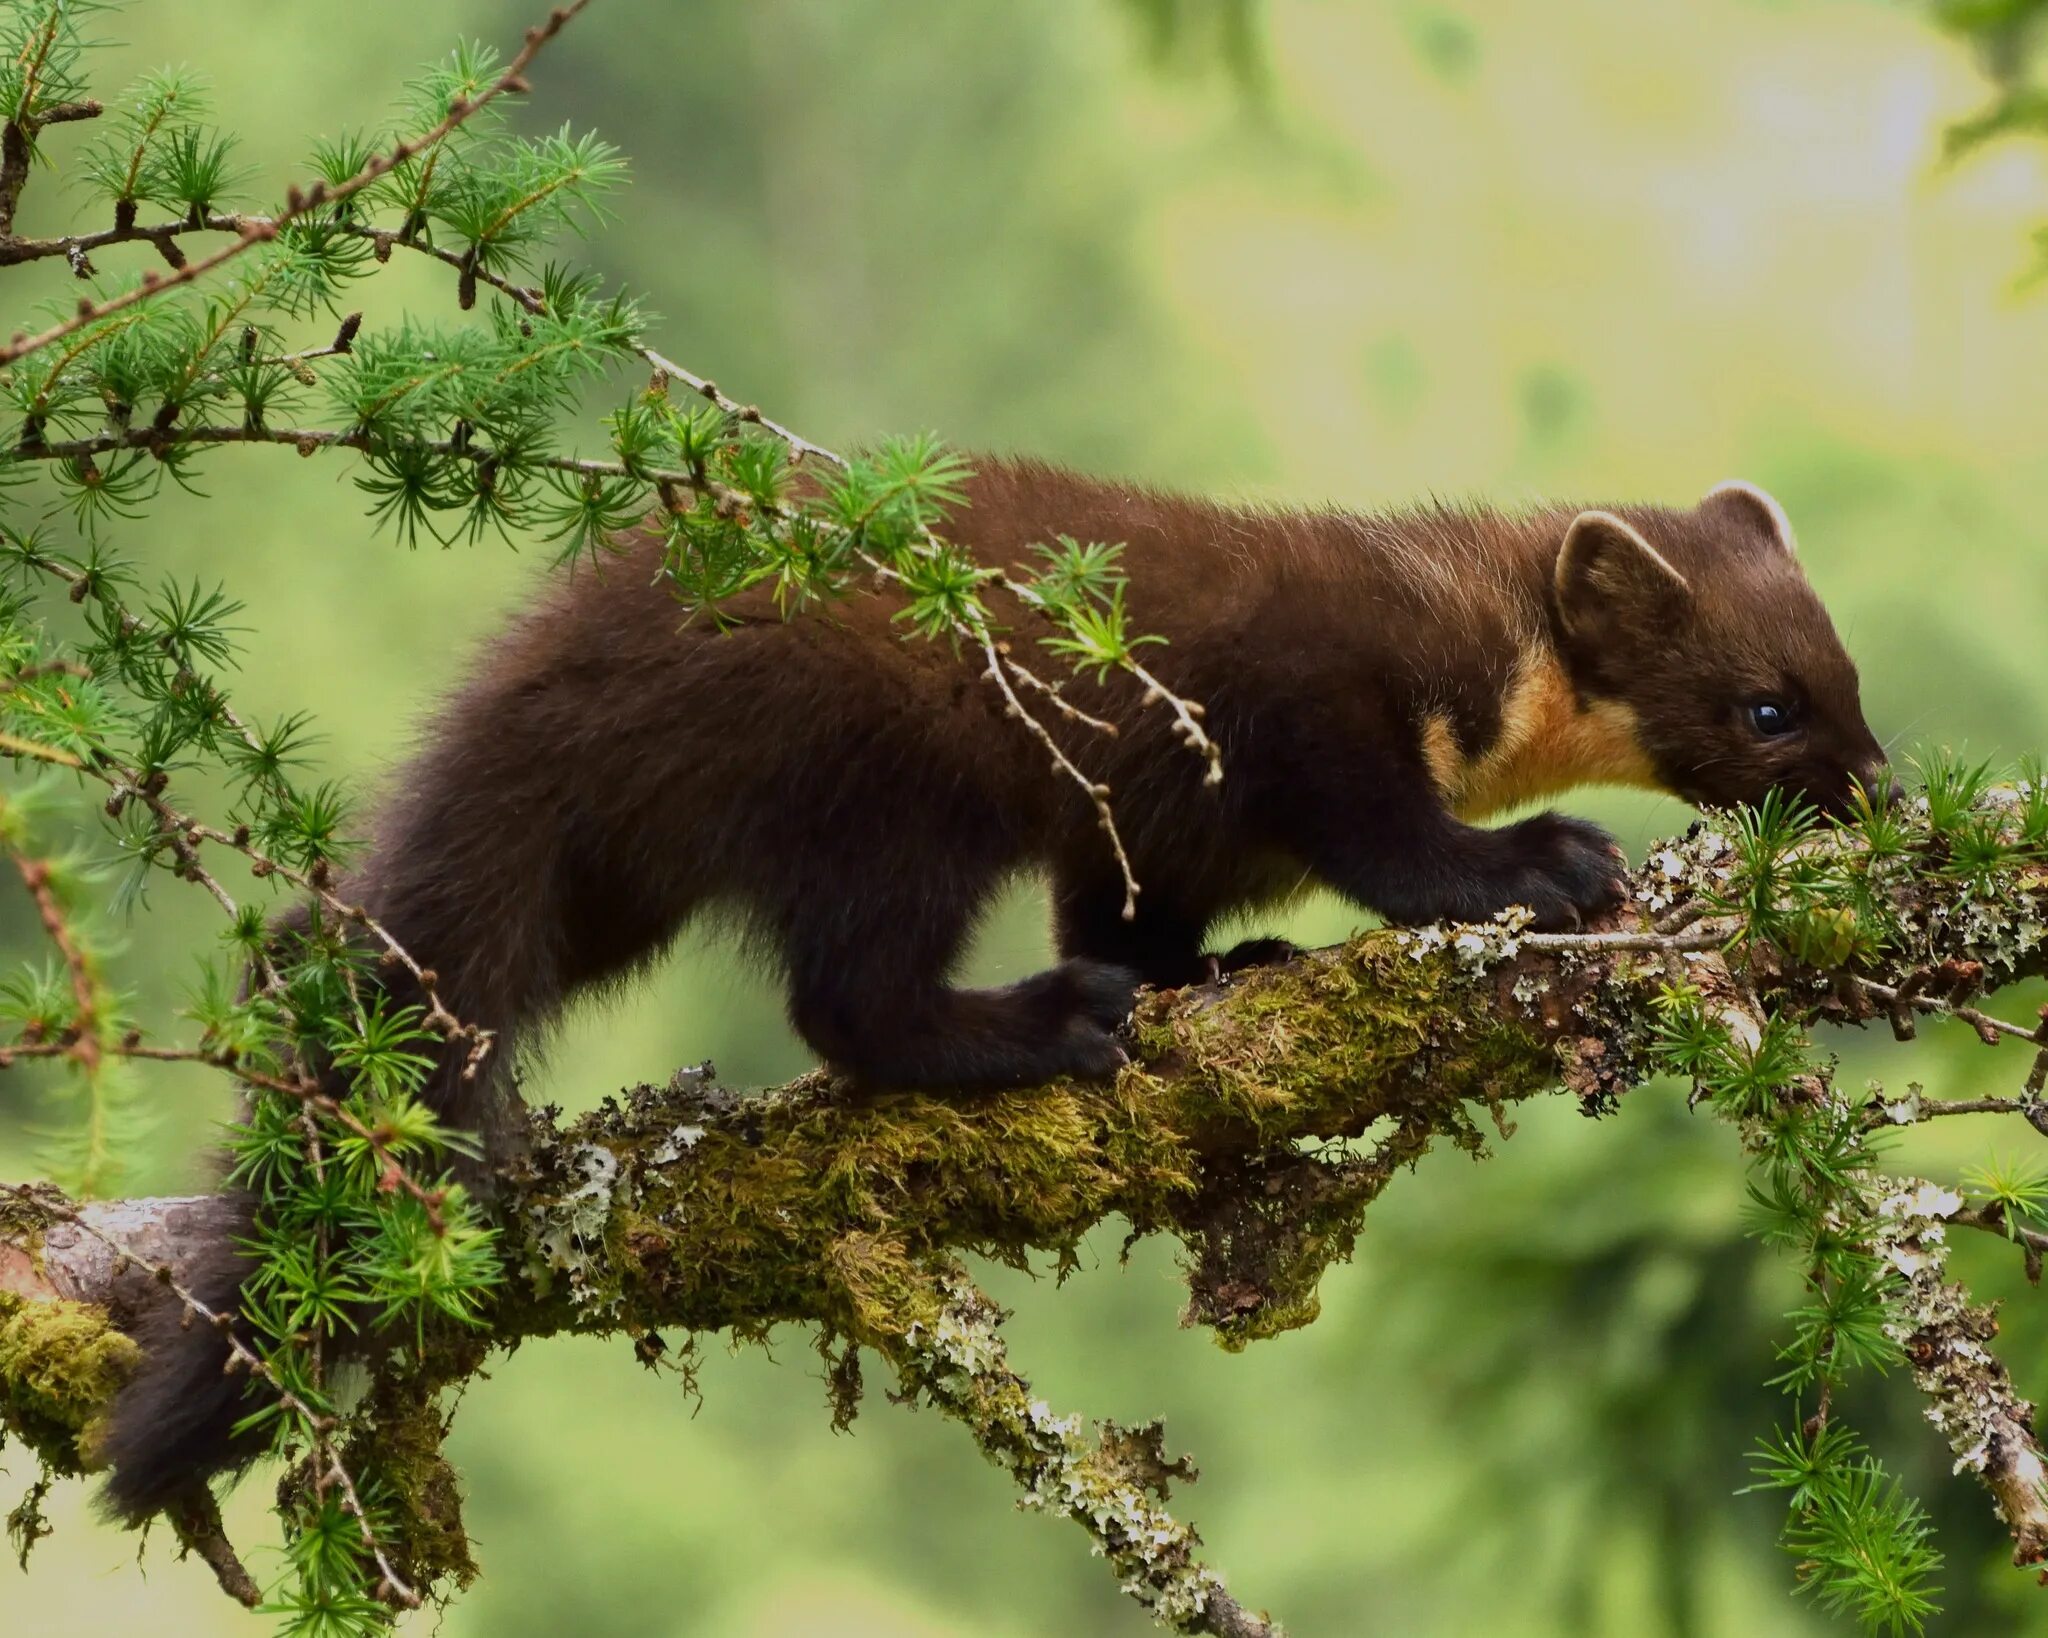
1499;813;1628;931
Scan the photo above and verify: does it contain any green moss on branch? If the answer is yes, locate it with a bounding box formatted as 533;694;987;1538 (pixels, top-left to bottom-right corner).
500;927;1622;1357
0;1291;137;1474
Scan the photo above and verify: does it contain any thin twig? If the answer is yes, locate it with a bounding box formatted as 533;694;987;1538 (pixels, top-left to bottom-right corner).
973;617;1141;918
1857;976;2035;1048
1951;1201;2048;1266
1517;927;1724;953
19;421;710;498
0;1;590;369
1879;1094;2043;1123
637;345;846;469
0;727;80;765
9;851;98;1071
998;650;1119;736
1124;655;1223;786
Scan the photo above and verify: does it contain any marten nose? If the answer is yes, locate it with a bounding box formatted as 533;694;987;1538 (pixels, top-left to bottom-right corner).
1858;764;1903;810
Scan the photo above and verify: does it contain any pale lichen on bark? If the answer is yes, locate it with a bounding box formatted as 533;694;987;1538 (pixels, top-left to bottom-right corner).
884;1273;1273;1637
1875;1178;2048;1565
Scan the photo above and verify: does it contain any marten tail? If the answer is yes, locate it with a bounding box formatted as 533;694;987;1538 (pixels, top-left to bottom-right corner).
95;876;537;1520
97;1186;270;1523
98;567;710;1519
91;882;503;1522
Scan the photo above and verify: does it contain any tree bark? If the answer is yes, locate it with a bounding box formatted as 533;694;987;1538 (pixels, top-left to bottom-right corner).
5;820;2048;1628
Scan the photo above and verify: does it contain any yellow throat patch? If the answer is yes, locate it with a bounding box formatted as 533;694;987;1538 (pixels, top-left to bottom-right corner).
1421;646;1662;821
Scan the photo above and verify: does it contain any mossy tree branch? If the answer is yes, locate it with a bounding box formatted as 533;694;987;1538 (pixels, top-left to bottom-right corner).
6;811;2048;1629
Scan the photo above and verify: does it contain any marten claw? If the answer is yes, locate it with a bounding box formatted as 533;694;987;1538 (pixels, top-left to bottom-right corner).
1503;812;1628;931
1188;936;1302;989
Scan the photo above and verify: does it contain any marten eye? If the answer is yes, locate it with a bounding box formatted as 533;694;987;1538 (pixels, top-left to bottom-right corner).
1747;700;1797;738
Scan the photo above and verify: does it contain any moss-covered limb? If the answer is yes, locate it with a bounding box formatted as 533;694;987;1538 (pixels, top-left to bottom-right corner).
5;818;2048;1624
0;1188;153;1478
857;1258;1276;1638
496;918;1670;1352
18;822;2045;1377
497;808;2048;1358
0;1289;138;1474
0;1192;240;1479
0;1187;266;1601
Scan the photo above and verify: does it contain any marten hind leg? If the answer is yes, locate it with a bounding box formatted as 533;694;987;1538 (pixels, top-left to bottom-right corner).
781;882;1137;1092
1052;870;1208;989
1052;865;1297;989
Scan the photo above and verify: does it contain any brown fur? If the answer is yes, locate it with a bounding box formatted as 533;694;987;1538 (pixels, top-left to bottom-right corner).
98;456;1887;1521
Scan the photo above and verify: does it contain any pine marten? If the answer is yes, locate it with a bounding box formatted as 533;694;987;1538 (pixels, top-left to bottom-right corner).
98;458;1887;1521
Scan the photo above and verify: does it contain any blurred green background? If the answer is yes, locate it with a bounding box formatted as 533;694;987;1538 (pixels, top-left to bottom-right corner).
6;0;2048;1633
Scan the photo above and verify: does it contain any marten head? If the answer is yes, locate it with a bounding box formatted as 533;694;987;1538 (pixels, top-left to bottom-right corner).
1549;482;1888;817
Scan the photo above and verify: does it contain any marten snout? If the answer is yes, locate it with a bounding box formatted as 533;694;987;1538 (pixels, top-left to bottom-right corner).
1802;752;1900;819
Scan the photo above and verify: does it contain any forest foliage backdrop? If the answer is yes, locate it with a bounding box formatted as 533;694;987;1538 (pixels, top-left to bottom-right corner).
6;0;2048;1633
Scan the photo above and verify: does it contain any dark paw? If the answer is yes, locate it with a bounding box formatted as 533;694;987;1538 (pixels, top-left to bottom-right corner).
1052;1017;1129;1081
1214;936;1300;974
1500;812;1628;931
1057;958;1143;1030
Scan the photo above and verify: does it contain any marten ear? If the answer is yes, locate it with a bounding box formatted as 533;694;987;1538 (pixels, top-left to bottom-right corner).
1701;479;1796;556
1554;510;1692;644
